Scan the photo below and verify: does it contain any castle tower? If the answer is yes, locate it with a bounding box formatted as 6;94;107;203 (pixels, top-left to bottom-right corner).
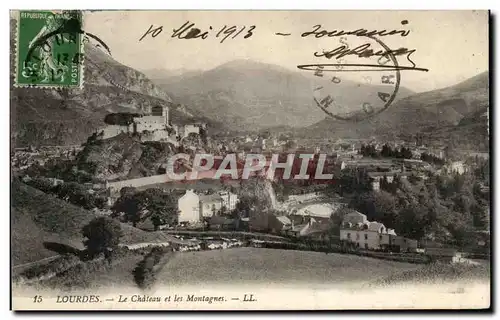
151;105;164;117
151;105;170;125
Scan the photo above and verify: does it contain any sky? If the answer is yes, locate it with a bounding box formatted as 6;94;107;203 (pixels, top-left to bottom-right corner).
84;10;488;92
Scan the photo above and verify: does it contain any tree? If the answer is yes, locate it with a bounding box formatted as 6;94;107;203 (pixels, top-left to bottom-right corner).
284;140;296;150
235;195;257;218
112;194;142;227
218;205;228;216
82;217;123;259
140;189;178;230
373;191;399;227
380;175;389;191
113;188;178;230
400;147;413;159
381;144;392;158
408;173;420;185
329;206;350;236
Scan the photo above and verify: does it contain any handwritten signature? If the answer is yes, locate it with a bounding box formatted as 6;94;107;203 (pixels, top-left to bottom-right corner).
139;21;256;44
301;21;410;38
314;43;417;68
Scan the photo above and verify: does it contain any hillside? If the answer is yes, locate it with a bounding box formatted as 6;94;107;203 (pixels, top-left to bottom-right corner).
153;59;414;131
76;135;180;181
10;19;203;147
303;71;489;148
142;68;203;83
11;180;177;265
372;71;489;132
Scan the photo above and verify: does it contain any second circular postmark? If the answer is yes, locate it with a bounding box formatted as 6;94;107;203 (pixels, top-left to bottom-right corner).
298;35;402;122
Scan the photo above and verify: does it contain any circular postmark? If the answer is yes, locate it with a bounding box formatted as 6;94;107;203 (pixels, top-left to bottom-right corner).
297;35;401;122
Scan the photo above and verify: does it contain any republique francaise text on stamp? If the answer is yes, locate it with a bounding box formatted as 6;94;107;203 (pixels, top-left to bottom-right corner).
15;10;84;88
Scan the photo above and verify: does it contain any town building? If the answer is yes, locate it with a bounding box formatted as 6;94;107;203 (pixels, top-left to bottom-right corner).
283;217;331;240
339;211;417;252
340;211;395;250
268;214;292;234
446;161;469;175
177;190;229;224
208;216;237;231
389;236;419;252
199;194;223;218
218;191;239;211
289;202;343;224
367;171;407;191
177;189;201;224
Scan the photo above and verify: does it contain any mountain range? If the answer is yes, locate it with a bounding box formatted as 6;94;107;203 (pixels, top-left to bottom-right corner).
10;14;489;150
303;71;489;150
149;59;416;130
149;60;488;150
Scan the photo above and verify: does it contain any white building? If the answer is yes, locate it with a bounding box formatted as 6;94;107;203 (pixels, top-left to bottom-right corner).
367;171;408;191
218;191;239;211
339;211;397;250
178;190;201;224
181;124;201;138
447;161;468;175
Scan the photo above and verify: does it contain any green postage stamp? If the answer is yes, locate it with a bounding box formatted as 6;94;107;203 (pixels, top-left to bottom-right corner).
15;10;84;88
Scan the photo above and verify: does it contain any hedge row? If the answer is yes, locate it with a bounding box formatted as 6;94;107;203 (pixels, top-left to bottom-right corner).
132;247;173;290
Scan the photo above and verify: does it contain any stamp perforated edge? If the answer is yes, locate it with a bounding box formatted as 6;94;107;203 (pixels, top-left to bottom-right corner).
12;10;85;90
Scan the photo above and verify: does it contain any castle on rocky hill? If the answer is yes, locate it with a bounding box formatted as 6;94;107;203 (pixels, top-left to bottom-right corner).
95;105;206;145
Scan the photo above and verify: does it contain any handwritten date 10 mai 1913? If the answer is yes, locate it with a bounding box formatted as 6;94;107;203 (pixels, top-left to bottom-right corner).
139;21;256;43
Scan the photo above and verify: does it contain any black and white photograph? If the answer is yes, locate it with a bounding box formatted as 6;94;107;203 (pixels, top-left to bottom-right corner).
9;9;491;310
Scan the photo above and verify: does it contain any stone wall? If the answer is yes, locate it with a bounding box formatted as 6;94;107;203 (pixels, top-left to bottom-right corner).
99;125;130;140
107;174;171;192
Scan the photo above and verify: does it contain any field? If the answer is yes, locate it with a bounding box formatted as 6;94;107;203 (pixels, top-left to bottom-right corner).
375;261;490;286
155;248;421;289
13;246;491;303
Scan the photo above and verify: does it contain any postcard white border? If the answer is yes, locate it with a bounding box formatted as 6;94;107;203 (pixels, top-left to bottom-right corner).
3;1;498;319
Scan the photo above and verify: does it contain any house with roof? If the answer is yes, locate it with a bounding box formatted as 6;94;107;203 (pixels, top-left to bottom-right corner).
340;213;396;250
284;222;308;238
342;210;369;225
289;202;343;224
339;210;418;252
445;161;469;175
218;191;239;211
367;171;408;191
268;214;292;234
178;189;201;224
199;193;223;218
298;217;332;240
389;236;418;252
284;217;331;240
208;216;237;231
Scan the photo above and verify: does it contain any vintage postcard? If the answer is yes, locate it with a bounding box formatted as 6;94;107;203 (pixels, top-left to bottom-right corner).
10;10;490;311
